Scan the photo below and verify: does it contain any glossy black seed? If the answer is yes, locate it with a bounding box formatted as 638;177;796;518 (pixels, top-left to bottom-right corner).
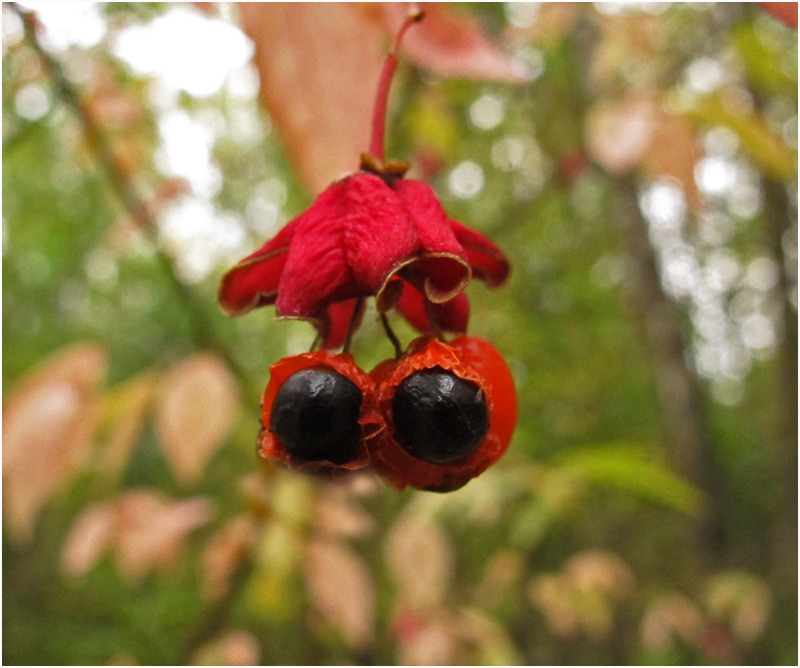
392;367;488;464
269;366;362;464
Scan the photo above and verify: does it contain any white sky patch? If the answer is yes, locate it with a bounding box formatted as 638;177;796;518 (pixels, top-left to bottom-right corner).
111;6;253;98
160;198;247;284
19;2;106;50
685;56;725;94
695;157;736;196
640;180;686;231
155;109;220;196
108;6;260;283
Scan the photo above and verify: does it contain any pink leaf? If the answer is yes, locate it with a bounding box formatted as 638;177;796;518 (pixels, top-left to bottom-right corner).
63;490;213;582
396;617;457;666
61;501;117;577
315;484;375;538
191;630;261;666
564;549;635;597
237;2;383;194
2;343;107;543
201;514;257;600
237;3;522;194
759;2;798;29
114;490;213;583
641;592;704;652
371;3;523;82
305;539;376;648
385;514;452;612
155;352;240;484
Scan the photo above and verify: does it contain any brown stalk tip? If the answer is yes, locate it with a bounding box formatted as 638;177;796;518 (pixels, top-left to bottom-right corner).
360;152;383;174
359;153;410;180
411;9;425;22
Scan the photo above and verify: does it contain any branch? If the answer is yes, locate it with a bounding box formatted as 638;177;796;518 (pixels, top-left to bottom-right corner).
11;3;260;405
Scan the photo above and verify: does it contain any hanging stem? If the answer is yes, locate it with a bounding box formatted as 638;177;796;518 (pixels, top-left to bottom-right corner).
368;7;424;162
342;298;365;354
380;313;403;359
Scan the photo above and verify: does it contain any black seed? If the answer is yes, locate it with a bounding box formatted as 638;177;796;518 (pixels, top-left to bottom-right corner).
392;367;488;464
269;366;362;465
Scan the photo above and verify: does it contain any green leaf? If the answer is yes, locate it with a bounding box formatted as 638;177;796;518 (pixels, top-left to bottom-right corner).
552;443;704;516
685;95;797;182
731;21;797;98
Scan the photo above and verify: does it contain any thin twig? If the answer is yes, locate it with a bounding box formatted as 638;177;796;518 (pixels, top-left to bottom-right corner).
12;3;259;403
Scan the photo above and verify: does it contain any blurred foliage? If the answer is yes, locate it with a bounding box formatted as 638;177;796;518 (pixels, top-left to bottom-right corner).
3;2;797;666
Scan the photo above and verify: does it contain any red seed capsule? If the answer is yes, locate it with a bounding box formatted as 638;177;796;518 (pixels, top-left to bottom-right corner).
259;351;384;475
370;336;517;492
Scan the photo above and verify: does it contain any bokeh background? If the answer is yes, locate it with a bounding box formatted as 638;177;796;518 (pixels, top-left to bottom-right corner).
3;2;797;665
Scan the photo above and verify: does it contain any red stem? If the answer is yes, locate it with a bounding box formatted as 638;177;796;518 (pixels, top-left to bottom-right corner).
369;8;424;162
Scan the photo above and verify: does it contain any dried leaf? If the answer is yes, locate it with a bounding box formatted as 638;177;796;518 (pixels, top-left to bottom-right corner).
191;630;261;666
62;501;117;577
201;514;257;600
114;490;213;582
315;485;375;537
396;617;457;666
3;343;107;543
705;572;772;643
385;514;452;611
564;549;635;597
530;553;629;642
238;2;382;193
641;592;704;652
585;92;658;174
642;111;702;212
369;3;522;82
305;539;375;648
239;3;522;194
62;490;213;582
529;573;580;638
155;352;240;484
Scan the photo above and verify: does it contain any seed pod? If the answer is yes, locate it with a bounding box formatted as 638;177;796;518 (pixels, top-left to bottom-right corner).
259;351;384;475
370;336;516;492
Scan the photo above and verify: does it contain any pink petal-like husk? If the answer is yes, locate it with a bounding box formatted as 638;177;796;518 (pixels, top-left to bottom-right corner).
447;219;510;287
392;179;471;302
395;283;470;334
217;219;299;316
276;173;418;319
